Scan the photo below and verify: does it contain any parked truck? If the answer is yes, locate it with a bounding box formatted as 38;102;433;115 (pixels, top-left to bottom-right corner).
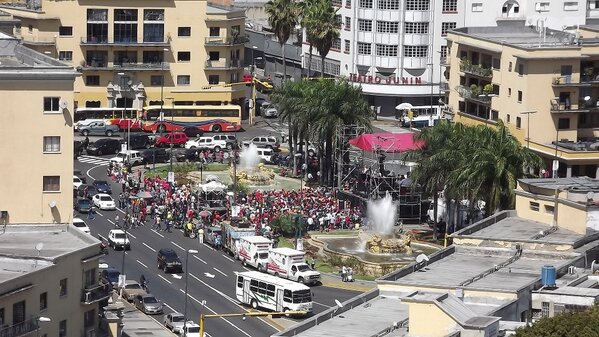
79;121;120;137
266;247;321;285
236;236;272;272
221;222;256;256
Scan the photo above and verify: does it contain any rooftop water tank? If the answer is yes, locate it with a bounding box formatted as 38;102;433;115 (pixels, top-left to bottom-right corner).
541;265;556;287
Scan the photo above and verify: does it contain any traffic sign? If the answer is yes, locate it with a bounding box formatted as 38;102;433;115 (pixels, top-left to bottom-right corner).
167;171;175;183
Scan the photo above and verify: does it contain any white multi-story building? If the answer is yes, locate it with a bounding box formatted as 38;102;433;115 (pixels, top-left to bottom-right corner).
304;0;591;116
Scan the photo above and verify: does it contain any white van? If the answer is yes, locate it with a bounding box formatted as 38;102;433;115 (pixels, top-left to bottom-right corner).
257;148;273;163
110;150;142;166
236;236;272;271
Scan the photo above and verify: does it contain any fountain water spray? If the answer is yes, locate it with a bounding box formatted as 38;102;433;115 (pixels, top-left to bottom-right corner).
239;143;261;170
366;194;397;236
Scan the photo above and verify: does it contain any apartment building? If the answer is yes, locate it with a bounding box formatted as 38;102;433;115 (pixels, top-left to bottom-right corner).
0;0;247;110
0;32;77;224
447;24;599;178
309;0;591;117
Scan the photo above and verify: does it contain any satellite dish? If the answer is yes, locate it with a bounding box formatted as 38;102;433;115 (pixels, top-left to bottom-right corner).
48;201;57;208
335;299;343;309
586;191;595;200
59;100;68;109
35;242;44;251
416;254;429;264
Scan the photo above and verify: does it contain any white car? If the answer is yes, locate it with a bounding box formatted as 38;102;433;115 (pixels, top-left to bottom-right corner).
92;194;116;210
184;136;227;151
108;229;130;250
164;313;195;333
179;323;201;337
72;218;91;234
110;150;143;166
73;175;83;190
263;107;278;118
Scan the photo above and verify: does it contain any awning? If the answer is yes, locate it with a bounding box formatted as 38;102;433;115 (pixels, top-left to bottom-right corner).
348;133;423;153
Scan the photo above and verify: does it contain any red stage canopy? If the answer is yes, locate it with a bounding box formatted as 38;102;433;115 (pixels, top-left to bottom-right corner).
348;133;423;153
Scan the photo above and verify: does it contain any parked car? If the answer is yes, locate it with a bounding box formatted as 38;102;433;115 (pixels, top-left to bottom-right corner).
108;229;130;250
86;138;121;156
110;150;143;166
133;294;164;315
77;184;99;199
74;170;87;184
100;267;120;286
72;218;91;234
182;127;204;138
157;248;183;273
263;107;278;118
127;134;152;149
73;175;84;191
79;121;120;137
184;136;226;151
119;280;146;302
141;148;171;165
164;312;193;333
75;118;104;131
175;148;199;162
74;198;93;213
178;323;201;337
204;226;222;247
245;136;280;149
92;180;112;194
92;194;116;210
155;132;188;147
212;134;238;150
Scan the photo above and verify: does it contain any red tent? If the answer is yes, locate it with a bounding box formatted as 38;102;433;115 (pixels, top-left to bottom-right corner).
348;133;423;153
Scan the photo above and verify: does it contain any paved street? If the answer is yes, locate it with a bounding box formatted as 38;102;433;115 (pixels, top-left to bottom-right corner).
75;153;361;337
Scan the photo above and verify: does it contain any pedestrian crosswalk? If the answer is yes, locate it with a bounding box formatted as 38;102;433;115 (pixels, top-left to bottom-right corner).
77;155;111;165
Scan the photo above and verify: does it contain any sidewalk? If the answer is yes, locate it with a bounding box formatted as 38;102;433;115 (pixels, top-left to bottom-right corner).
319;272;377;292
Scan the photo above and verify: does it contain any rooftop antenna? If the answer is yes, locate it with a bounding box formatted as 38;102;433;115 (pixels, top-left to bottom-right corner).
34;242;44;268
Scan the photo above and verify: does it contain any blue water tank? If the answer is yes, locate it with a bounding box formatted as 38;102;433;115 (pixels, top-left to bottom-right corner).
541;265;557;287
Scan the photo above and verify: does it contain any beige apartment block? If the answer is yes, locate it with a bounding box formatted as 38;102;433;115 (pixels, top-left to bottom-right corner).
0;0;246;110
446;24;599;179
0;32;77;224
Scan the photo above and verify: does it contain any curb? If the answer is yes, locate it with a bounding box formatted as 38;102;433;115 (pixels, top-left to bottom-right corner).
320;280;373;292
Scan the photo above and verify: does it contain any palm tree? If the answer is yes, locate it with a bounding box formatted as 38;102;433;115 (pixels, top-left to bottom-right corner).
266;0;299;83
300;0;319;78
309;0;339;78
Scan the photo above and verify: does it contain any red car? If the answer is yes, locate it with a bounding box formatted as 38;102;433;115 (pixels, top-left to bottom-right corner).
154;132;188;147
109;119;143;131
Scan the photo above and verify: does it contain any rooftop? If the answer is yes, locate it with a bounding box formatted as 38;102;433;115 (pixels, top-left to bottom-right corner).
451;25;579;50
206;3;245;15
519;177;599;193
465;216;583;244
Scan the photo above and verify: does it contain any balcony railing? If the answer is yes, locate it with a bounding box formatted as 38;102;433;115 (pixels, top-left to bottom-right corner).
550;99;589;113
0;318;38;337
81;284;111;304
456;85;494;103
113;62;169;70
81;37;169;46
459;60;493;78
204;35;249;46
205;59;243;69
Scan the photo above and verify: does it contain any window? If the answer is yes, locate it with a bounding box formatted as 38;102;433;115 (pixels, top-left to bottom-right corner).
209;27;220;37
59;26;73;36
442;0;457;12
346;0;351;7
28;24;32;33
84;309;95;328
529;201;540;211
13;301;25;324
0;308;3;326
114;9;138;43
358;19;372;32
404;45;428;57
558;117;570;129
208;75;219;85
544;205;555;215
150;75;163;86
440;45;448;58
359;0;372;8
508;88;512;96
178;27;191;36
43;97;60;112
517;90;523;102
58;51;72;61
472;2;483;11
406;0;429;10
335;15;342;28
237;276;243;288
441;22;457;35
59;320;67;337
344;39;351;53
177;52;191;62
377;21;399;33
564;2;578;10
209;51;219;61
332;0;341;6
376;44;398;57
43;136;60;153
536;2;550;11
404;22;428;34
59;278;67;295
541;302;550;317
143;10;164;42
591;0;599;9
345;17;351;30
506;114;511;123
516;116;522;128
332;38;341;50
40;292;48;311
518;63;524;75
378;0;399;10
357;42;371;55
177;75;190;85
86;75;100;86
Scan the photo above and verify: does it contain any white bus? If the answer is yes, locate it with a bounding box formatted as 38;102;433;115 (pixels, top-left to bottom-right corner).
235;271;313;315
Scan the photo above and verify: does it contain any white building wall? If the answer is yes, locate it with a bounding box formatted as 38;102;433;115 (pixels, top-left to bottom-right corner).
303;0;590;116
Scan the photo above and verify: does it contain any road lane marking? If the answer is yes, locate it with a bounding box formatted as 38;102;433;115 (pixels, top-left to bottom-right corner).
213;267;227;277
158;274;172;284
193;255;208;264
136;260;148;268
203;243;216;251
96;212;104;217
163;302;176;313
179;288;251;337
127;232;137;239
143;243;156;252
171;241;186;251
222;254;235;263
151;229;165;238
107;219;115;225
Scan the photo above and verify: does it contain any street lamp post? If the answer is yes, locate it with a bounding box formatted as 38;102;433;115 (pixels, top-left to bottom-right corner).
160;48;170;132
118;72;131;162
183;249;199;337
165;97;175;174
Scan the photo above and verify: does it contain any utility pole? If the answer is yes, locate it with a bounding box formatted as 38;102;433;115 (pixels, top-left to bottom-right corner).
520;110;537;149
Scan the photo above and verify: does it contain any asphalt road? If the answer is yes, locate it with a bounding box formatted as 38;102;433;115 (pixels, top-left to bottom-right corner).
75;155;360;337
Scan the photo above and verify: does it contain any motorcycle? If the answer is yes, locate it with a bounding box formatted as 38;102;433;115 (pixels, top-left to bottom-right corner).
183;224;197;239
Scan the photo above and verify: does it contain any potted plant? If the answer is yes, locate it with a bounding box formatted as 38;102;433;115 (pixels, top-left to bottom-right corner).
583;67;595;81
470;84;481;97
483;84;493;95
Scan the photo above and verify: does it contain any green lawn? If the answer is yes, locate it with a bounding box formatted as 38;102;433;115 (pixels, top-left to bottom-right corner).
309;229;358;236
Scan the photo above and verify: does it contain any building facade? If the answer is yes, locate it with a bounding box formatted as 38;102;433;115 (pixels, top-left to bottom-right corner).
308;0;593;117
447;24;599;178
0;32;77;224
0;0;247;110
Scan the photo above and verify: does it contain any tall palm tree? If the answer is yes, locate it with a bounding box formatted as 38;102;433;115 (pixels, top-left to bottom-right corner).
310;0;339;78
300;0;319;78
265;0;299;83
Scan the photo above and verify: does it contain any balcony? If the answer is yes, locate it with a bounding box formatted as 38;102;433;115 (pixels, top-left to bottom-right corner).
204;35;249;46
81;284;111;304
456;85;494;104
0;318;39;337
80;37;169;47
550;99;593;113
552;75;589;87
205;59;243;69
113;62;169;71
459;59;493;78
20;35;56;46
553;139;599;151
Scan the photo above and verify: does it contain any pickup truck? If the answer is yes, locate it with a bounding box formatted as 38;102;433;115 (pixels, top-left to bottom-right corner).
79;121;120;137
108;229;130;250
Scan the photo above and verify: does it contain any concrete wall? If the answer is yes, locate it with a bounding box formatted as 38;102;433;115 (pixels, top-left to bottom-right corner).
408;302;456;337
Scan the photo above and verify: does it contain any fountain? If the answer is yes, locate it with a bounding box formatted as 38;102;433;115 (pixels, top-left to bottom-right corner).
361;195;413;254
231;143;275;186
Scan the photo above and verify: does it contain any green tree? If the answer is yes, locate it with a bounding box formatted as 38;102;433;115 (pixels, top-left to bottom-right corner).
265;0;299;83
514;306;599;337
309;0;339;78
300;0;319;77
